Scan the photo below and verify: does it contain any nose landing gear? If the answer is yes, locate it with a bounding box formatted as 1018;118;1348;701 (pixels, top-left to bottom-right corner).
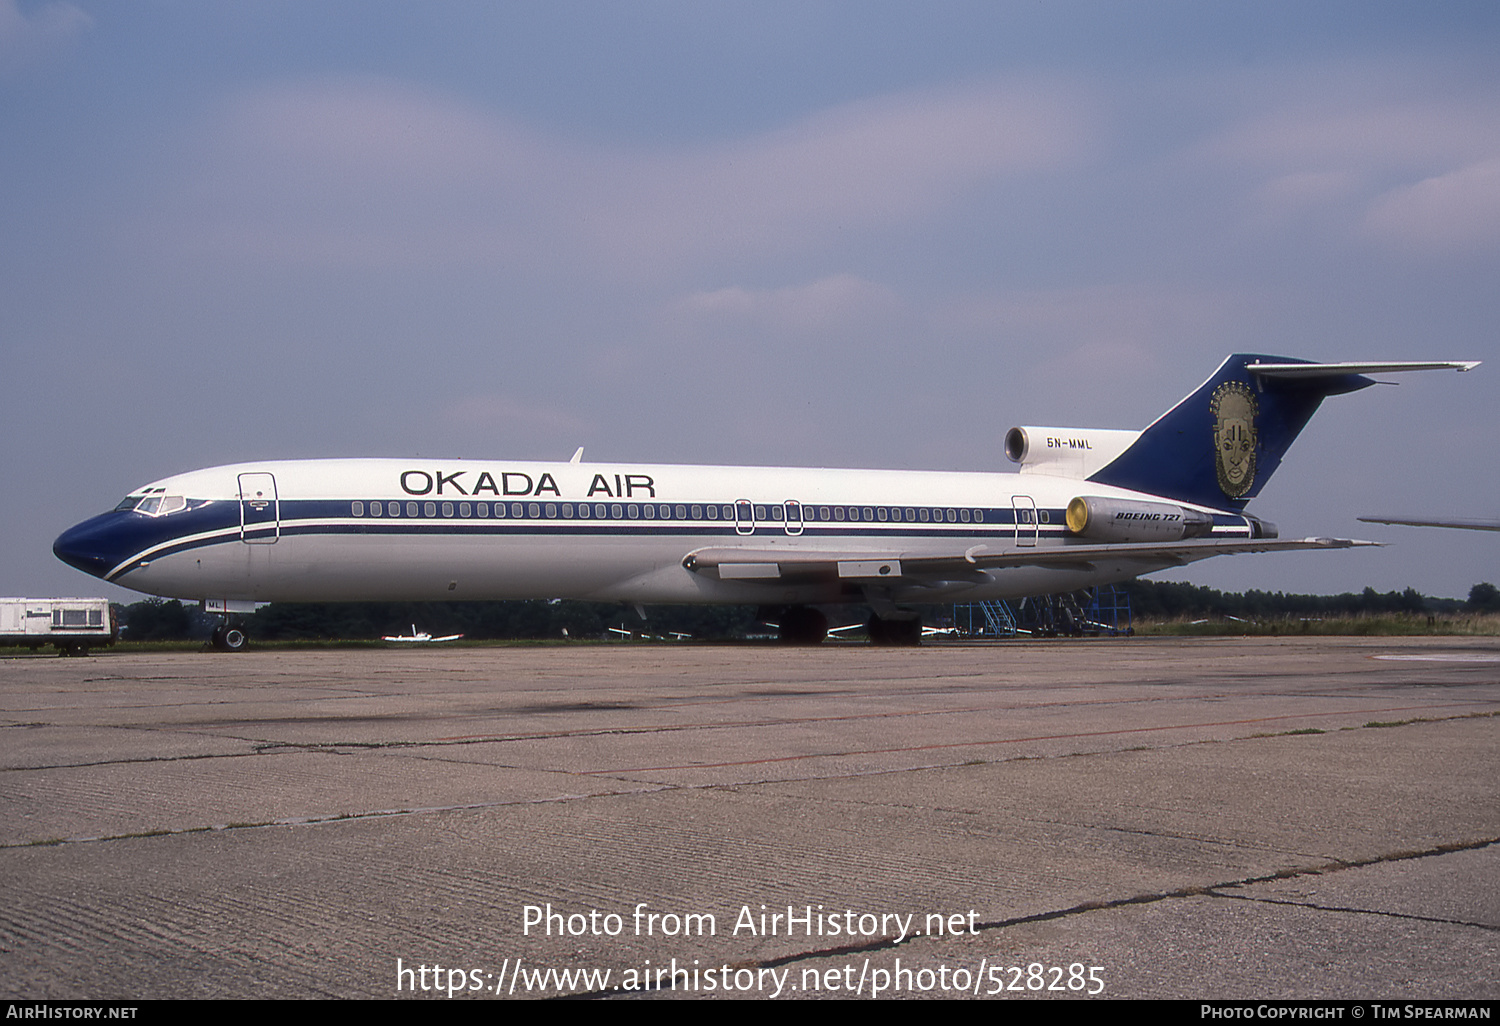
211;624;248;652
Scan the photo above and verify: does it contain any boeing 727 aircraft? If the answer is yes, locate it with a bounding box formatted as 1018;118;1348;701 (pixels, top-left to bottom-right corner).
54;354;1476;648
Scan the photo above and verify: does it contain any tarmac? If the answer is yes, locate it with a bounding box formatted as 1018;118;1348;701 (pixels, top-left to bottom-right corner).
1;636;1496;1001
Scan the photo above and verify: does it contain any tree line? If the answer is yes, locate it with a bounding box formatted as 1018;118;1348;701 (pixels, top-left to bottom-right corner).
114;581;1500;643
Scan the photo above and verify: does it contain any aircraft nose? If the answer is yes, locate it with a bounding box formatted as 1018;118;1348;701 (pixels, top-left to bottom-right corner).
53;513;129;580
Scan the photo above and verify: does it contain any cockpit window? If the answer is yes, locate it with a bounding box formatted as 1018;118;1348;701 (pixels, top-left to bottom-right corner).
119;494;188;517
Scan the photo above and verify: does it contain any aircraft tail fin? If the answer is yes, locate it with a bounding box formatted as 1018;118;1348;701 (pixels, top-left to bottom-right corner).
1086;355;1476;510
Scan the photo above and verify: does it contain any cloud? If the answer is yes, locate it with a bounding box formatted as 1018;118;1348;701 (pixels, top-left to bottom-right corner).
0;0;90;73
1200;89;1500;249
587;79;1093;267
1364;158;1500;251
1207;99;1500;171
167;75;1093;279
936;283;1243;354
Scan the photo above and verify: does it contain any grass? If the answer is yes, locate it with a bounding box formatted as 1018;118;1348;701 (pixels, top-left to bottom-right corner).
1132;612;1500;637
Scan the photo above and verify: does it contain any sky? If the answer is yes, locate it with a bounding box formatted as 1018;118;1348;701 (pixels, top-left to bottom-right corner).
4;0;1499;604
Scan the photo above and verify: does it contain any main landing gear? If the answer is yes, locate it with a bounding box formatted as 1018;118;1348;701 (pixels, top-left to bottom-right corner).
866;615;923;647
777;606;829;645
772;605;925;646
864;589;924;647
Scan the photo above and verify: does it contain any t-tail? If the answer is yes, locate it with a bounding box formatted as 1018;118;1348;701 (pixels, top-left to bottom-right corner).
1076;355;1477;511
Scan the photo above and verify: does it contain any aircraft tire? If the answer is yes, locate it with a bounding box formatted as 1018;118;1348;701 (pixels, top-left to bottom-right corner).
867;615;922;647
779;606;828;645
212;625;248;652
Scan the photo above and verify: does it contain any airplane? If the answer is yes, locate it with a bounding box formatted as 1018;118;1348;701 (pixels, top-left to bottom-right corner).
382;625;464;643
53;354;1477;650
1358;516;1500;532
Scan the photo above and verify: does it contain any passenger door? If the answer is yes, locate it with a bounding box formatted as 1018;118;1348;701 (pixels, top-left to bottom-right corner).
238;473;280;544
1012;494;1038;547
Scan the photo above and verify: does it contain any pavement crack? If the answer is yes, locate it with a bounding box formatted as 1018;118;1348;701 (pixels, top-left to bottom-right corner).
567;837;1499;999
1210;890;1498;932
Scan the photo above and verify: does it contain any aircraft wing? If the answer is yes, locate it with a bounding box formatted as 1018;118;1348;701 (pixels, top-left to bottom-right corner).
1359;516;1500;532
683;536;1376;584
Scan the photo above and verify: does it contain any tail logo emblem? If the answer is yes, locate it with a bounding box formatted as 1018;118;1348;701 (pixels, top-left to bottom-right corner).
1211;382;1258;497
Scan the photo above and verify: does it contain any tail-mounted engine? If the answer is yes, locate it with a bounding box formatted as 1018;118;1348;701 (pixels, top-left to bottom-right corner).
1004;426;1141;480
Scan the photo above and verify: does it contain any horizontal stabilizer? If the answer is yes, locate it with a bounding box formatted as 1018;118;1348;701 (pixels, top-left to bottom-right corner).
1359;516;1500;532
1249;360;1479;378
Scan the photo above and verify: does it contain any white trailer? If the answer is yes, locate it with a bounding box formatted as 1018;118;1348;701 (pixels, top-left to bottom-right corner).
0;598;117;654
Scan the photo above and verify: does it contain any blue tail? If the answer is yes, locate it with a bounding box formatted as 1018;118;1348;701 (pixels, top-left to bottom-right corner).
1087;354;1374;510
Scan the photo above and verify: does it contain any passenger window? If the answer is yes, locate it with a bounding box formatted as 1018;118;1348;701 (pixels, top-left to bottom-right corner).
529;503;541;518
562;504;573;518
406;502;418;517
627;504;638;518
352;501;364;516
369;501;381;517
611;504;622;518
460;503;471;517
424;502;436;517
676;504;688;519
545;504;557;518
476;503;488;517
513;503;524;518
442;502;453;517
691;505;701;519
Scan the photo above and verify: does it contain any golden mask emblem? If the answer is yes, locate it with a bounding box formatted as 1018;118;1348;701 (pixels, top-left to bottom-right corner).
1211;382;1258;497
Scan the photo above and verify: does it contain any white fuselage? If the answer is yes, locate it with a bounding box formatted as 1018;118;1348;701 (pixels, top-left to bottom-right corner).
67;457;1255;606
